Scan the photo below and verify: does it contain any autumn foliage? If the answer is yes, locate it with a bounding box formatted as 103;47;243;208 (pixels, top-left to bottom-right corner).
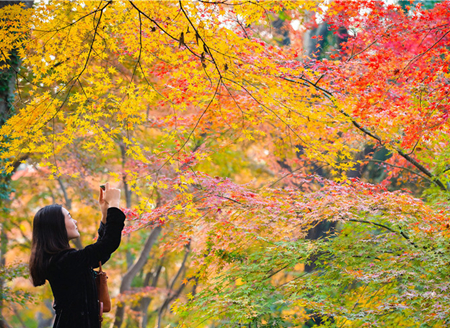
2;0;450;327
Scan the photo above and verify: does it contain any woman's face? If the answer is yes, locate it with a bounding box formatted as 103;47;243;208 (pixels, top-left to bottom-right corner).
62;208;80;240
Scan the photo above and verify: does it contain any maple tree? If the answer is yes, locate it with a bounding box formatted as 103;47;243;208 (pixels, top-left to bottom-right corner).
2;0;450;327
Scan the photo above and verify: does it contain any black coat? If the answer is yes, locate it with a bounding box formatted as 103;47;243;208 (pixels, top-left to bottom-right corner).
46;207;126;328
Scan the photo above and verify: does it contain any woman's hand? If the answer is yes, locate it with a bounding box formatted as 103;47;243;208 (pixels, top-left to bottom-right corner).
103;182;121;209
98;186;109;223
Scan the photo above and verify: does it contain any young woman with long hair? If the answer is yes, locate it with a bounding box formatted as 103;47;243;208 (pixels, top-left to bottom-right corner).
29;183;126;328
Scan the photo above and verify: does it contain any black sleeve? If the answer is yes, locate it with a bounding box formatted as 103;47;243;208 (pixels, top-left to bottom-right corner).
98;221;106;240
59;207;126;269
97;222;110;265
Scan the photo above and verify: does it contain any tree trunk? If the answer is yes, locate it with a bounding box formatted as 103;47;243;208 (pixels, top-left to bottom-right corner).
119;144;134;269
0;224;9;328
37;299;54;328
0;2;33;327
156;245;189;328
272;14;291;46
113;226;162;328
140;262;163;328
305;22;329;60
57;178;83;250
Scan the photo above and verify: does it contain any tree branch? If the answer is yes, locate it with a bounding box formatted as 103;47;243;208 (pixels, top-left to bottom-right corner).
282;75;448;192
348;218;418;249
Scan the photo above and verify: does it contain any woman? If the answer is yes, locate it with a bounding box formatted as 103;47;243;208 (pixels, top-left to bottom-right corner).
29;183;125;328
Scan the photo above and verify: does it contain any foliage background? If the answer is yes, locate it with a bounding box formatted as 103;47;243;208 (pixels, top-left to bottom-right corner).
1;0;450;327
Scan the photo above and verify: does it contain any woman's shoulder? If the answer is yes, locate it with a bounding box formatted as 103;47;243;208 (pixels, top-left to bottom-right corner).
49;248;78;268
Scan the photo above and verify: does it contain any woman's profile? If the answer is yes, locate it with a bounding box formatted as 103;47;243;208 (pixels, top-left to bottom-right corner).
29;182;126;328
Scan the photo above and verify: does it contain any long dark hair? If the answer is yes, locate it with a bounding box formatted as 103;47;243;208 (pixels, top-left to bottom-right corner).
29;204;70;286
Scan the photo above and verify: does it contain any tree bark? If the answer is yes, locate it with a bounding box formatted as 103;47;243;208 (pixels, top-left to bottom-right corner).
0;224;9;328
37;299;54;328
119;144;134;269
306;23;329;60
57;178;83;250
0;2;33;327
272;14;290;46
113;226;162;328
157;245;190;328
139;261;163;328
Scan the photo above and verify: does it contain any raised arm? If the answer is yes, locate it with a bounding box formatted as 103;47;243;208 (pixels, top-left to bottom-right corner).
59;184;126;269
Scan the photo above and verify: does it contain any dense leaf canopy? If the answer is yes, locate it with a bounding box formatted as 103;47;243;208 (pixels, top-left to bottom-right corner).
2;0;450;327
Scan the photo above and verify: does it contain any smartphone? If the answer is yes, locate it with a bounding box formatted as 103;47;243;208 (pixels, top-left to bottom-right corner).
100;185;106;190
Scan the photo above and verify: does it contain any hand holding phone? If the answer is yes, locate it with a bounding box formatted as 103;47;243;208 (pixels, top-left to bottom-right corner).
102;183;121;208
98;184;108;222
